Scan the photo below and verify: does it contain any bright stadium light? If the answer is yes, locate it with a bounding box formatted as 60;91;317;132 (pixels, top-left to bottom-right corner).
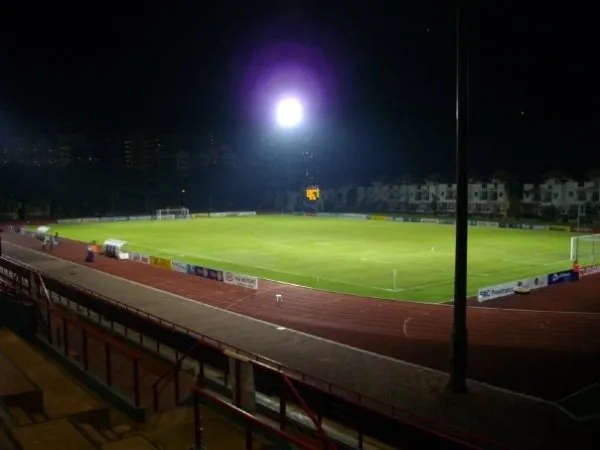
275;97;304;128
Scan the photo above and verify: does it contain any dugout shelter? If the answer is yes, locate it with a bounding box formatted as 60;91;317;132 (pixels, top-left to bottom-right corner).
102;239;130;260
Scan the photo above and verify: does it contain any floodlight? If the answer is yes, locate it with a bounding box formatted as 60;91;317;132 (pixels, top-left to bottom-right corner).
275;97;304;128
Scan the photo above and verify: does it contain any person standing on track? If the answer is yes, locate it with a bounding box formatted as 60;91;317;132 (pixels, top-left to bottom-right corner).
572;260;581;281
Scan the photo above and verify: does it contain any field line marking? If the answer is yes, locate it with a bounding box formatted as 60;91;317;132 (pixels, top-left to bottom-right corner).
131;243;399;292
4;239;595;422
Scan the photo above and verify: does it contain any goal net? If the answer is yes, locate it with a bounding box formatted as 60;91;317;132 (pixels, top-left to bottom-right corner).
156;207;190;220
570;234;600;265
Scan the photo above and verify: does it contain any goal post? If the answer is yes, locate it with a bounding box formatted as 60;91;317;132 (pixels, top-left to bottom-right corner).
570;234;600;265
156;207;190;220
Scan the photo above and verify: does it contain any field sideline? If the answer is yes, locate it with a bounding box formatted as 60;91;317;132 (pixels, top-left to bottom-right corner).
42;215;573;302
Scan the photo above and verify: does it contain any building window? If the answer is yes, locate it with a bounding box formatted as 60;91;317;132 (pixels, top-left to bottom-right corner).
569;192;574;197
553;193;559;199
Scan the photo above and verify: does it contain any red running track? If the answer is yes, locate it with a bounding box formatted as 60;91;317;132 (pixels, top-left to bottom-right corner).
5;232;600;400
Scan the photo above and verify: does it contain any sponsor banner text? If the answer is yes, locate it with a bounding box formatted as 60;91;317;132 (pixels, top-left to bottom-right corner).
547;269;574;285
478;273;548;302
224;271;258;290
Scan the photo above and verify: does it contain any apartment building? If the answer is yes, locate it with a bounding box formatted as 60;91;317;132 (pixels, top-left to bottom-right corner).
522;179;600;215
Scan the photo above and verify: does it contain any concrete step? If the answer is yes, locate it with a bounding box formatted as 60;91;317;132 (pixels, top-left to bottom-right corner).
101;435;159;450
0;327;109;425
101;428;120;441
0;427;18;450
29;411;48;423
112;423;133;436
7;406;32;426
80;422;109;445
12;418;97;450
0;348;43;411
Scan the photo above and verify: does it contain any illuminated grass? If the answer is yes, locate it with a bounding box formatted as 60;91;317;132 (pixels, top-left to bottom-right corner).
43;216;573;303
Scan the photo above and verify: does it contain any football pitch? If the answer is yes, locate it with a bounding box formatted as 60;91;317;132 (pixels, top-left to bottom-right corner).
45;216;573;302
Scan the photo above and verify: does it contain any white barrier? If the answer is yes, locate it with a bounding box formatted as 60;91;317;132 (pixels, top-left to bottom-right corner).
129;215;152;221
476;221;499;227
477;274;548;302
171;260;190;274
224;271;258;290
581;264;600;277
209;211;257;217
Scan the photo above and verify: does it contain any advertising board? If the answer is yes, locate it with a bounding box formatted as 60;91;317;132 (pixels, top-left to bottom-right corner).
57;218;82;225
549;225;571;232
210;211;257;217
128;215;152;221
581;264;600;277
171;260;191;274
100;216;128;223
547;269;574;285
149;256;172;271
477;274;548;302
224;272;258;290
478;282;516;302
341;213;367;220
131;253;150;264
191;265;224;282
476;221;499;227
420;218;440;224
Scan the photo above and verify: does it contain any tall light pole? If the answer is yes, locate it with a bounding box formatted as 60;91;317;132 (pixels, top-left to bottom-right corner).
448;0;469;394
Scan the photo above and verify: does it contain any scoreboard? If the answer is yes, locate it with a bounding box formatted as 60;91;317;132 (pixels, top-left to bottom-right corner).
305;186;320;202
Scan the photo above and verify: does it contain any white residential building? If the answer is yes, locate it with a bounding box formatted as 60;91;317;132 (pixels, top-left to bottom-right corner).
348;178;599;217
522;179;600;215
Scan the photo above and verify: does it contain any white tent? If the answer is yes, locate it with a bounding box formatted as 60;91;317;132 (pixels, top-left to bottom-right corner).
36;226;51;234
102;239;129;260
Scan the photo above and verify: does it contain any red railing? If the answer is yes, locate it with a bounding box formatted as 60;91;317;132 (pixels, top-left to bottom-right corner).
1;269;143;407
0;255;512;450
191;384;319;450
150;342;199;412
282;373;336;450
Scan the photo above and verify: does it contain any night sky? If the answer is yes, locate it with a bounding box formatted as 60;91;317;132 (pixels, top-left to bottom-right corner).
1;1;598;181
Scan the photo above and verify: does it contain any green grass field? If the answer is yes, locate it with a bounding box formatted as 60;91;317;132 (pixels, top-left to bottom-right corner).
41;216;576;302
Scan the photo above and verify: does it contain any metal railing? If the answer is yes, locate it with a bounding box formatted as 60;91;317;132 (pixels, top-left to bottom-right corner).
191;383;319;450
0;270;143;408
150;342;198;413
0;254;511;450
